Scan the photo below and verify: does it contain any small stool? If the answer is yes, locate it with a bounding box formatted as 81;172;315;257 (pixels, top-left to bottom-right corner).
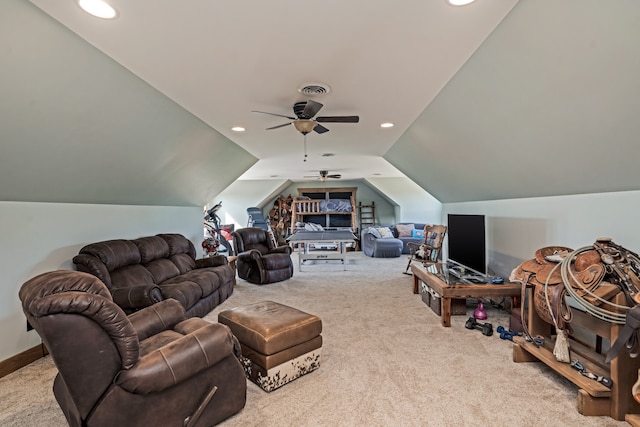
218;301;322;392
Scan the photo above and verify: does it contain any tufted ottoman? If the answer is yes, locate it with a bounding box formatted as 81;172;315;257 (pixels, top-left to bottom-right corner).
218;301;322;392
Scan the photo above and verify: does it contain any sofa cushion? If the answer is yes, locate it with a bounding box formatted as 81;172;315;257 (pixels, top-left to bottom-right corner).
158;281;203;311
376;227;394;239
158;233;196;258
166;268;222;297
145;259;181;284
80;240;141;272
412;228;424;238
110;264;156;288
396;223;414;237
170;254;197;274
134;236;170;263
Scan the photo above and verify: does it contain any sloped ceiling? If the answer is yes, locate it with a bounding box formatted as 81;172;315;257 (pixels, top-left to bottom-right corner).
388;0;640;202
3;1;640;207
0;0;256;207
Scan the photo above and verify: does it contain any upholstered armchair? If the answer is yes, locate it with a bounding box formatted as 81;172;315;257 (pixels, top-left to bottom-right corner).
232;227;294;284
19;270;246;427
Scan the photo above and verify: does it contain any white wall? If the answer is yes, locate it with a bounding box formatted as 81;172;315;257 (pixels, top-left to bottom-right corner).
215;177;444;232
1;202;203;362
366;177;442;224
442;190;640;278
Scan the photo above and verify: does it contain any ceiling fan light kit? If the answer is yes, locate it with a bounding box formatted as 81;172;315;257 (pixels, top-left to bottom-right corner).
253;100;359;136
253;99;359;161
304;170;342;181
293;120;317;135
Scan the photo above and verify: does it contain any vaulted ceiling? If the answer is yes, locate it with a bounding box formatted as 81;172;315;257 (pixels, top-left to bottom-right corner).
3;1;640;206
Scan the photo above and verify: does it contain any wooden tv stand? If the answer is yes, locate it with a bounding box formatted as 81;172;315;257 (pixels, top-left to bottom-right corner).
411;263;521;327
513;287;640;421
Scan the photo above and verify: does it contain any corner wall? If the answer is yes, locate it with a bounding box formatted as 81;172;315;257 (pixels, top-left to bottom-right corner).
0;202;203;362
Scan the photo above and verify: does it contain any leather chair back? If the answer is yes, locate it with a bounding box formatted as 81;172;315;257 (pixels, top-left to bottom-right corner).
20;270;138;423
233;227;275;255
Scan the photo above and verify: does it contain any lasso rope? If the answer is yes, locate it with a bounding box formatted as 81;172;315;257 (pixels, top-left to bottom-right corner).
559;246;629;324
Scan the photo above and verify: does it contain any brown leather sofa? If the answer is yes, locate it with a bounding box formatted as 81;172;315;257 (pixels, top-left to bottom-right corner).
19;270;246;427
232;227;294;285
73;233;234;317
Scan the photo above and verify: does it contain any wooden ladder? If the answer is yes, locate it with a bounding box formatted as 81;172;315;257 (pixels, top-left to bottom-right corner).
358;201;375;232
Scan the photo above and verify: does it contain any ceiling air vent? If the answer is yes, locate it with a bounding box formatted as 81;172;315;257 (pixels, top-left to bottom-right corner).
298;83;331;97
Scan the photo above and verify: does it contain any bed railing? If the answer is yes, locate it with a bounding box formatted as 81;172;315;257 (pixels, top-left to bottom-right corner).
292;199;322;213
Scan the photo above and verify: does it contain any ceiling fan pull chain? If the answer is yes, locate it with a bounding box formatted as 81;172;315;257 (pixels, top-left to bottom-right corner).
303;134;308;162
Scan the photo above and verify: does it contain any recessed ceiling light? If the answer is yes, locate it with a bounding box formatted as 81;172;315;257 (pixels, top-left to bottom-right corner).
78;0;117;19
380;122;394;128
447;0;476;6
231;126;245;132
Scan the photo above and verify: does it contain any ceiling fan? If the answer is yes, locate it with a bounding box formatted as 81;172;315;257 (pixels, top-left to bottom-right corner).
304;170;342;182
252;100;359;135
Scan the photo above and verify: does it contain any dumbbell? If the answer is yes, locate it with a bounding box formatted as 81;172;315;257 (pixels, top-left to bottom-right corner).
496;325;520;341
465;317;493;336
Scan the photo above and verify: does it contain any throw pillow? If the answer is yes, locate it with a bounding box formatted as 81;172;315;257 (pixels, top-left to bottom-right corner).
376;227;394;239
367;227;382;239
411;228;424;238
396;223;414;237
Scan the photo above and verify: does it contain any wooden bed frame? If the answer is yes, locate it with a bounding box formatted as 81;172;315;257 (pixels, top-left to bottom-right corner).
290;196;357;231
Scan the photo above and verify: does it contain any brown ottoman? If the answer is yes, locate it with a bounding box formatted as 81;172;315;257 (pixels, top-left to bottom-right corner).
218;301;322;392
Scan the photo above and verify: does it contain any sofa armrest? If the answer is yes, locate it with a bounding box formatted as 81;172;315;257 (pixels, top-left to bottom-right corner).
269;245;292;255
128;299;186;341
195;254;228;268
115;323;237;394
237;249;262;262
111;284;163;310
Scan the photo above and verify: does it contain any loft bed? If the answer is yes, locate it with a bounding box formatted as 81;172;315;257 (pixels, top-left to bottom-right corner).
290;196;357;232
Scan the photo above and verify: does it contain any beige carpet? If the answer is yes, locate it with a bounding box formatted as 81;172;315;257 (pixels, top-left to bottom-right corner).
0;253;628;426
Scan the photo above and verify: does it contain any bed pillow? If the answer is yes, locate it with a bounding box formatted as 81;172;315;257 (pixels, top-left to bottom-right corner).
376;227;394;239
304;222;324;231
395;223;414;238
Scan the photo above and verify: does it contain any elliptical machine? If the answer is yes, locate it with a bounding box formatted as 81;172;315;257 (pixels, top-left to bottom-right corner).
204;202;233;256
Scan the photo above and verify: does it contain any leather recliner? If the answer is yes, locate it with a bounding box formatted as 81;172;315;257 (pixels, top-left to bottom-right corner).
19;270;246;427
232;227;293;285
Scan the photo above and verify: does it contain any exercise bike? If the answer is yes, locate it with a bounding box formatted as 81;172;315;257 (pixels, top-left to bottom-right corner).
204;202;233;256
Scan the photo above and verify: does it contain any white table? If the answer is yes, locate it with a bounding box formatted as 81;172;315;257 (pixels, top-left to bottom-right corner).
287;230;357;271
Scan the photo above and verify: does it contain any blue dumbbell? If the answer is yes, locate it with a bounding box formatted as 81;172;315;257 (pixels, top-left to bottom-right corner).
497;325;518;341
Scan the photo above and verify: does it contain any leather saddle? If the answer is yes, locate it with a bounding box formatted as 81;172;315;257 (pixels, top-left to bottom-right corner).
510;246;605;332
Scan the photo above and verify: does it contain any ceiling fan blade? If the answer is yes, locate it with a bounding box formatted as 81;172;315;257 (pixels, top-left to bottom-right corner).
316;115;360;123
252;110;297;120
266;122;292;130
328;174;342;179
313;123;330;134
301;100;323;118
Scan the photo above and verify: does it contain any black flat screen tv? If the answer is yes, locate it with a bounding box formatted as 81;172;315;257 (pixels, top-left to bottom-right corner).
447;214;486;275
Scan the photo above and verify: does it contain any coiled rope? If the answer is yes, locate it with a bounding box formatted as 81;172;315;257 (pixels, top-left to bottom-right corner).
559;245;629;324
